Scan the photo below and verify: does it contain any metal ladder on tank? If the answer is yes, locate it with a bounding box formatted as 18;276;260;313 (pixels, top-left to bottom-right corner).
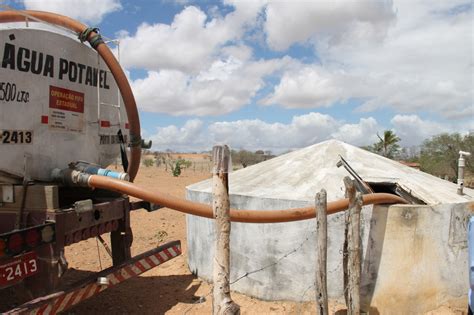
96;39;123;133
95;39;127;168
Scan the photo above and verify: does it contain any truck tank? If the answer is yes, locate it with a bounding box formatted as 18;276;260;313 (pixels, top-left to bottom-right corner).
0;27;129;182
0;18;168;313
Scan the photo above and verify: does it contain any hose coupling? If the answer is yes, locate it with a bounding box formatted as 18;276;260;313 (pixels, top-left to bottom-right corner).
129;133;142;148
51;168;91;187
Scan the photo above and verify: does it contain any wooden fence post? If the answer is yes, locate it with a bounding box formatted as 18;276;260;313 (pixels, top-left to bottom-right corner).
212;145;240;315
343;177;362;315
315;189;329;315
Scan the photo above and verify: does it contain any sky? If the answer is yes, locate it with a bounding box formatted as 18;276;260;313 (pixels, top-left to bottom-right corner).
4;0;474;153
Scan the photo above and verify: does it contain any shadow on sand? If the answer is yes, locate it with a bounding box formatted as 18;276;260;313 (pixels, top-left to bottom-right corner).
1;268;204;314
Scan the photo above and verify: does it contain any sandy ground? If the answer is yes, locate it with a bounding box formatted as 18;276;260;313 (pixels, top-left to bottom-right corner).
65;165;339;315
66;165;466;315
0;163;467;314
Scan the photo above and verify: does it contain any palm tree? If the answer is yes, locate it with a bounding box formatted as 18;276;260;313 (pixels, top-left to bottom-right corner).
376;130;401;158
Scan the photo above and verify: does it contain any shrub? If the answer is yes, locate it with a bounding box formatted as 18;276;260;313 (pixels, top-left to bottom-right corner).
172;161;182;177
143;159;154;167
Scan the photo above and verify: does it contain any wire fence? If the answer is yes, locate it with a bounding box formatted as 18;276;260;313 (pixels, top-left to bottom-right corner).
182;222;345;314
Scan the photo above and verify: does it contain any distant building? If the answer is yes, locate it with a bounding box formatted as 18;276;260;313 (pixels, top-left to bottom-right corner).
397;160;420;170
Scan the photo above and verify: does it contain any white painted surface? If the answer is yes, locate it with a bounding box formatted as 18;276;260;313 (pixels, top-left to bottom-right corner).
188;140;473;204
186;140;473;312
0;28;128;181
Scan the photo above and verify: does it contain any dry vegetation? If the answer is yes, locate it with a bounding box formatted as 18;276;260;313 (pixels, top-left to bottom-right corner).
65;160;328;314
0;154;465;314
66;156;465;314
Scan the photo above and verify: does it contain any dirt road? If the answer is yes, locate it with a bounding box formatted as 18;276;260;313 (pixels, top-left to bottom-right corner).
1;164;463;314
66;166;322;314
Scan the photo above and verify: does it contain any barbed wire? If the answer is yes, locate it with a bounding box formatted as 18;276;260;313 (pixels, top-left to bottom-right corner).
230;227;316;285
183;286;212;315
183;223;318;314
296;282;316;314
183;212;350;314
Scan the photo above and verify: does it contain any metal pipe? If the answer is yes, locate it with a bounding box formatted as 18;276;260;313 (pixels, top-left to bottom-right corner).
73;162;129;181
87;175;407;223
458;151;471;195
0;10;142;181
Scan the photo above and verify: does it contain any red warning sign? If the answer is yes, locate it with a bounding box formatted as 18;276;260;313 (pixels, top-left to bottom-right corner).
49;86;84;113
48;86;84;132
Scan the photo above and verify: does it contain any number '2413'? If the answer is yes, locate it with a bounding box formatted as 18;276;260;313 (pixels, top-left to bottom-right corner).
0;130;32;144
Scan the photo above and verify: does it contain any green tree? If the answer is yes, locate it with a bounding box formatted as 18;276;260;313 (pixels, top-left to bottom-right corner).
230;149;265;168
419;133;474;180
171;160;182;177
376;130;401;158
362;130;401;159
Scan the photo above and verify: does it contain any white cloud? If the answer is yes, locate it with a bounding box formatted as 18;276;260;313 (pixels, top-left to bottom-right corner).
221;45;253;62
23;0;122;23
149;113;384;153
131;56;292;115
149;119;208;151
331;117;380;146
148;112;467;153
264;0;395;51
390;114;452;146
261;1;472;120
209;112;340;150
117;2;266;73
260;66;361;108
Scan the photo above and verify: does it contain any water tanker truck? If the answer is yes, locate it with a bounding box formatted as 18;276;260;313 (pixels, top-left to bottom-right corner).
0;10;182;314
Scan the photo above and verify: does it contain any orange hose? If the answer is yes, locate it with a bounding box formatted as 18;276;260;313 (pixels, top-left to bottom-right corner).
88;175;407;223
0;10;141;181
0;10;408;223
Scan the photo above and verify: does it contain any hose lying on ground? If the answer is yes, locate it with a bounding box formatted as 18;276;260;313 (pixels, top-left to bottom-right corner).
88;175;407;223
